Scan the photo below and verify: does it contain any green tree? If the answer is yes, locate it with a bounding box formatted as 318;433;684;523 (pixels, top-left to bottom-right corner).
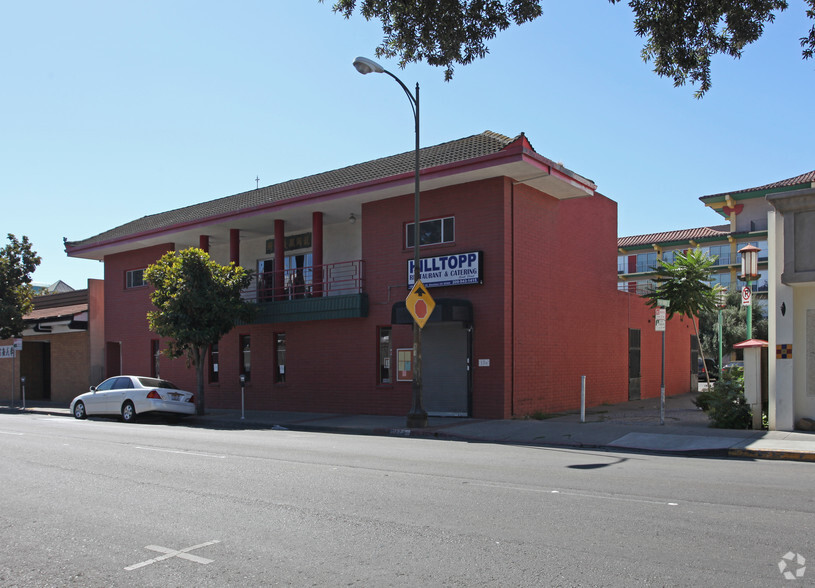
698;289;768;363
643;247;718;386
144;248;254;415
327;0;815;97
0;234;41;340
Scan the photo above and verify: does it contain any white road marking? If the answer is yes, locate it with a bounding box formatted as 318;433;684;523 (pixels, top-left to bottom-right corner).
125;540;220;571
471;481;678;506
0;430;24;436
134;446;226;459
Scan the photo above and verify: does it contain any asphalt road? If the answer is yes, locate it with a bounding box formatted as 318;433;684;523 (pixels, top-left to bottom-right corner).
0;412;811;587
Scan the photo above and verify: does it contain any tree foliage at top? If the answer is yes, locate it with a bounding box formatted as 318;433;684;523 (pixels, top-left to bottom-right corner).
328;0;815;96
642;247;718;384
0;234;41;340
145;248;254;415
643;247;718;319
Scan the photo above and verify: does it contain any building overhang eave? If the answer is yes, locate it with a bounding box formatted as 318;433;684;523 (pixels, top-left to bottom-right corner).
65;149;596;261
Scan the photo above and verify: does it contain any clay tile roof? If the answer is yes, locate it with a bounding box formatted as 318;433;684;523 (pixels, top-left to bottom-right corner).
66;131;517;249
701;170;815;200
24;290;90;321
25;303;88;321
617;224;730;248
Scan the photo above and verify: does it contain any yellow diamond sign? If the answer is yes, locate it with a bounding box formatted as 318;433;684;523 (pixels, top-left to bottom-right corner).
406;279;435;328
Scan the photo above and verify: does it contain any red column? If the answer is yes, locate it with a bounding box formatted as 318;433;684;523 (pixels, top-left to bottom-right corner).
274;220;285;299
199;235;210;253
312;212;323;297
230;229;240;265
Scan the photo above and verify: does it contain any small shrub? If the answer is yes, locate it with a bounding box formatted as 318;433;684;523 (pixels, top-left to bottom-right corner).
693;367;752;429
528;410;559;420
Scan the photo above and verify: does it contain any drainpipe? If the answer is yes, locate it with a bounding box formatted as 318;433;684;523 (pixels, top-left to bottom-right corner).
229;229;240;265
510;179;516;417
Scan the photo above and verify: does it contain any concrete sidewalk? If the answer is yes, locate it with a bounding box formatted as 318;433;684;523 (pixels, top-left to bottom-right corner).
4;392;815;461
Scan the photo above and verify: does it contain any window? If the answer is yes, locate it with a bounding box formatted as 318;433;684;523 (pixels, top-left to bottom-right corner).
208;343;219;383
396;348;413;382
126;268;146;288
635;252;657;273
406;217;454;248
94;378;118;392
275;333;286;383
753;269;769;292
284;254;312;299
137;377;178;389
617;255;628;274
627;279;656;294
378;327;391;384
113;377;134;389
661;250;678;265
709;271;732;291
738;241;768;263
704;245;731;266
239;335;251;382
258;252;314;300
756;240;768;262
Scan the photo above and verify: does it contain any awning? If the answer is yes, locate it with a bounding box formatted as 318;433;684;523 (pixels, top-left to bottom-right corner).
391;298;473;326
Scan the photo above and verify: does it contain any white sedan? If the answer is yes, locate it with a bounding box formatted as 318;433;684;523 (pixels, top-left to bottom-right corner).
70;375;196;422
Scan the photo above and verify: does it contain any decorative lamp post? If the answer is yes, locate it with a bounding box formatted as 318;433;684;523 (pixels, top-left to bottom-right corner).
738;244;760;339
353;56;427;428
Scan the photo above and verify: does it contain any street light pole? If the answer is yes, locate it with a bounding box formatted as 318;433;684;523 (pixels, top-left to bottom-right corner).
715;286;727;379
353;57;427;428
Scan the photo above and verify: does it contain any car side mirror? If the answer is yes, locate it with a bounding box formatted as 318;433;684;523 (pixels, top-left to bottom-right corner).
90;386;97;393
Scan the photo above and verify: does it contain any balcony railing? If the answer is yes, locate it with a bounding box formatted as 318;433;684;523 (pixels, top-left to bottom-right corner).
243;259;365;303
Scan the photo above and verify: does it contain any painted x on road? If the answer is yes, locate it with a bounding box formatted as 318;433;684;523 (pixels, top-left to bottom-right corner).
125;540;220;571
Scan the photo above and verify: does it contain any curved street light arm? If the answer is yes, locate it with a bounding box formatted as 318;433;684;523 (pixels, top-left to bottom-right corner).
382;70;418;120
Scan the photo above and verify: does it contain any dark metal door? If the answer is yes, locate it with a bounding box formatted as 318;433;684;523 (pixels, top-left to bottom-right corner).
422;322;469;416
628;329;641;400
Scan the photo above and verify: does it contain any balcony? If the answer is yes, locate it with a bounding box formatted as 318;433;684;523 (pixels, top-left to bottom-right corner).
243;260;368;324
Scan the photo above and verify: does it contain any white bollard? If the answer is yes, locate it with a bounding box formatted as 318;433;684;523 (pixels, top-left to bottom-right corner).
580;375;586;423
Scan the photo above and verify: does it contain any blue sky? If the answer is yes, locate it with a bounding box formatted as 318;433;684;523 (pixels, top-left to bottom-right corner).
2;1;814;289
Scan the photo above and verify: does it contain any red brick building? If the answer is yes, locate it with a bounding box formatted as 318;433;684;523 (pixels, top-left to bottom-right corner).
64;132;693;418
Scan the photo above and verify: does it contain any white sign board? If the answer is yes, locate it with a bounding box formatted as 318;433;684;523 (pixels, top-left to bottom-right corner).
741;286;752;307
12;338;22;351
408;251;483;288
655;308;666;332
0;346;15;359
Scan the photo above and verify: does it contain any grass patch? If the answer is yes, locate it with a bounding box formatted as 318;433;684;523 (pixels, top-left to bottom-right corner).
526;410;564;420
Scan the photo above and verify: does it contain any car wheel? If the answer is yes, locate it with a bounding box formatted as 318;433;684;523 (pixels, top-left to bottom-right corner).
121;401;136;423
73;401;87;420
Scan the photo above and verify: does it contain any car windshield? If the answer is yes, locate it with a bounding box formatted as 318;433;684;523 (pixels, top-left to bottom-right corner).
137;377;179;390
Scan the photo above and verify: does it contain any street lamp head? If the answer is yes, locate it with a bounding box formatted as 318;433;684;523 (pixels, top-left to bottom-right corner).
738;244;760;280
353;56;384;75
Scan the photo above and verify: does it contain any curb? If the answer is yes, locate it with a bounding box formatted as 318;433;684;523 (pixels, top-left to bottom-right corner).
728;448;815;462
5;406;815;462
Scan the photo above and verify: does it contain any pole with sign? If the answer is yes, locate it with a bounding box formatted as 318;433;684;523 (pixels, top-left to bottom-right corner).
656;300;670;425
405;279;435;427
741;284;753;338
